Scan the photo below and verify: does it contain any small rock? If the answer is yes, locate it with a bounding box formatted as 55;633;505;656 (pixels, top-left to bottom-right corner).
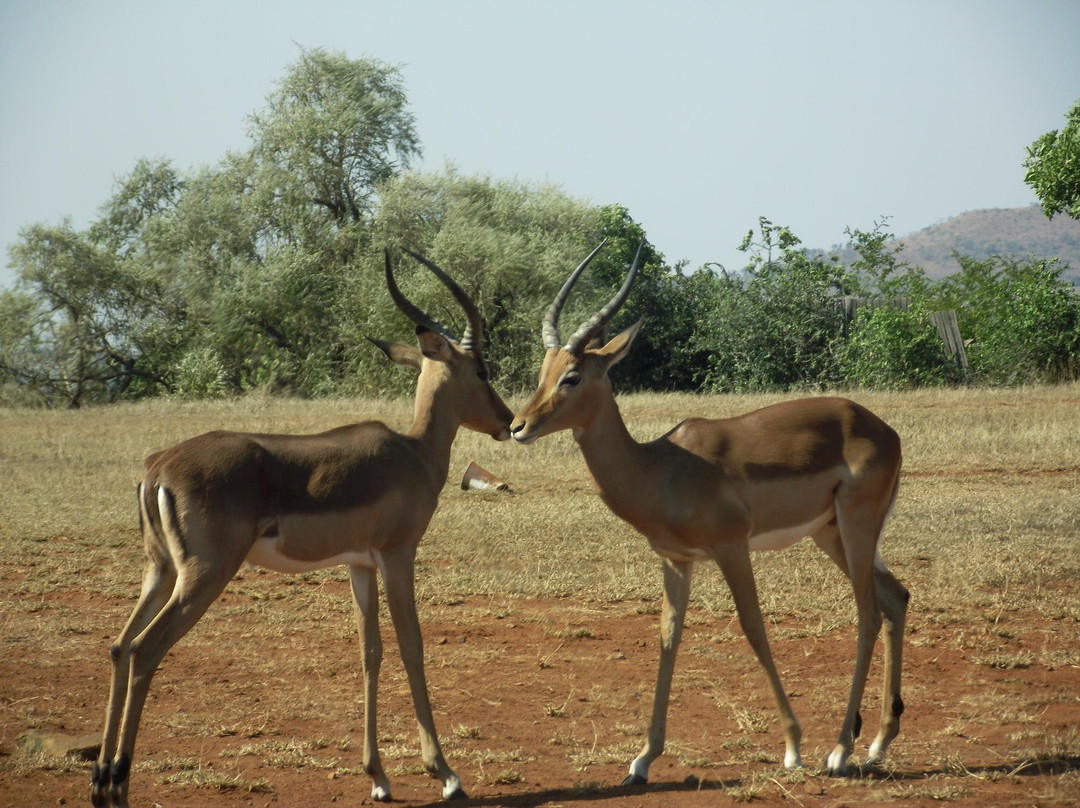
803;779;825;795
16;729;101;761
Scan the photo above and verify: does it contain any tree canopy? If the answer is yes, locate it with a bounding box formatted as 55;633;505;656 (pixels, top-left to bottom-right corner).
1024;99;1080;220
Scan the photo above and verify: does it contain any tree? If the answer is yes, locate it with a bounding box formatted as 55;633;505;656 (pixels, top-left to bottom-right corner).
3;51;425;404
249;47;420;235
1024;99;1080;220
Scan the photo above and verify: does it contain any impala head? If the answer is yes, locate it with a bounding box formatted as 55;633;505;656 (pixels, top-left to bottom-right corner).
373;249;513;440
510;238;645;445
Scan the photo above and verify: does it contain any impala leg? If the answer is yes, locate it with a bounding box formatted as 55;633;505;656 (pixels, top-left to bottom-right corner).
93;560;175;808
105;563;235;807
813;522;906;771
348;565;392;802
824;507;884;776
624;558;692;786
712;544;803;769
867;560;909;766
379;549;465;800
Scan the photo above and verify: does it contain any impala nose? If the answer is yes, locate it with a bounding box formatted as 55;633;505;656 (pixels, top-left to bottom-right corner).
509;420;536;445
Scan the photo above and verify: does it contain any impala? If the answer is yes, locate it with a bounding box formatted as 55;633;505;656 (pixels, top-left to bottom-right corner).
510;240;909;782
91;249;513;807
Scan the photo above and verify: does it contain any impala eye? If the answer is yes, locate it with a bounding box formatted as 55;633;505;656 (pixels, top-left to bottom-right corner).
559;370;581;387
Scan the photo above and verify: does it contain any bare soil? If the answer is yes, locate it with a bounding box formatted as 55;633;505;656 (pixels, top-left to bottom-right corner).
2;587;1078;807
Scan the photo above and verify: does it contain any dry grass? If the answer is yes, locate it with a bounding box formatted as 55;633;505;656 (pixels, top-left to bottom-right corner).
1;385;1078;650
1;384;1079;805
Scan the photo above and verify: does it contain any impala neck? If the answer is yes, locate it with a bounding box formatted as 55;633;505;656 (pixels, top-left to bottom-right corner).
572;385;646;501
406;373;460;488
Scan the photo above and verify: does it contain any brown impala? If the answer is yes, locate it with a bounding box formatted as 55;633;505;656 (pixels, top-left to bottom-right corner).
92;250;512;807
510;239;909;782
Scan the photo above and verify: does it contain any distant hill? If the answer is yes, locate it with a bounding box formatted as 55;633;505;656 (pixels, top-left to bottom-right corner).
829;206;1080;285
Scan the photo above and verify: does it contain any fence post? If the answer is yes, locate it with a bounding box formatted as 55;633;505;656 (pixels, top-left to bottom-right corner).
929;309;971;383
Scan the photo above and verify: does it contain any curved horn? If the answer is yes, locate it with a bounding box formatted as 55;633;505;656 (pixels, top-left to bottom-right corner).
564;237;646;355
403;249;485;356
384;250;458;343
542;239;607;349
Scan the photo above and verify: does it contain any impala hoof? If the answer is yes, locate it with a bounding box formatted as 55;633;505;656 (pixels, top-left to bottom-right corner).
445;785;468;800
824;745;852;777
621;773;648;787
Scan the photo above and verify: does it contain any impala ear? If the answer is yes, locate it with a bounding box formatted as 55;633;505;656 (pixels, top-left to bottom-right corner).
368;337;423;371
416;327;455;362
594;318;642;369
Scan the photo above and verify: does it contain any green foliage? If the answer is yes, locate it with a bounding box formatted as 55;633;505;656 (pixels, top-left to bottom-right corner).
837;304;957;389
1024;100;1080;220
694;218;854;392
249;47;420;229
935;254;1080;384
833;222;958;389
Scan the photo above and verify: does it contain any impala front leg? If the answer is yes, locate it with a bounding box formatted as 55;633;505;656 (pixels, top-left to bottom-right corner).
624;557;692;786
712;541;803;769
380;549;466;800
349;565;392;801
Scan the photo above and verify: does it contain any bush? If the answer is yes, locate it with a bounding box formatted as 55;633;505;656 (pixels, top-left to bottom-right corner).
936;255;1080;385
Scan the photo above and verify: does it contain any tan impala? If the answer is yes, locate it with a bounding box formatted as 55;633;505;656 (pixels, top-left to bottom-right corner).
510;240;909;782
92;250;513;807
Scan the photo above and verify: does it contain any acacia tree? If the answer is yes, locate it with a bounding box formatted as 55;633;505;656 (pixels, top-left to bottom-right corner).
1024;99;1080;220
1;159;183;406
3;50;423;404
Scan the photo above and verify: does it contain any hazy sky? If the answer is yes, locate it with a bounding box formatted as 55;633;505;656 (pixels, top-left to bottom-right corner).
2;0;1078;289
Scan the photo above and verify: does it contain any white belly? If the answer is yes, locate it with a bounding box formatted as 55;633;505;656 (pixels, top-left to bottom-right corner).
245;535;377;574
748;508;834;552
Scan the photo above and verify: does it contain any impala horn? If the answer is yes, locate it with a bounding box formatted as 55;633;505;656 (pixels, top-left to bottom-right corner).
384;249;486;358
543;237;645;356
403;249;485;357
542;239;608;350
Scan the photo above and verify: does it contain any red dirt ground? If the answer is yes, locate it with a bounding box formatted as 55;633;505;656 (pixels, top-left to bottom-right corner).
2;589;1078;807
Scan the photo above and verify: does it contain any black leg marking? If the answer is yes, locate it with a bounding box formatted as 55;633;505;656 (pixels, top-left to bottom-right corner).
110;753;131;785
853;711;862;739
92;760;109;786
892;693;905;719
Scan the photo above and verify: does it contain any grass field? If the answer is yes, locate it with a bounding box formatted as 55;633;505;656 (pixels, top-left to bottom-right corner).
1;385;1078;806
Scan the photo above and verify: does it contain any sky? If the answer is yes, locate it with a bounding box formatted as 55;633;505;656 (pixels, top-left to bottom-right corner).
2;0;1079;290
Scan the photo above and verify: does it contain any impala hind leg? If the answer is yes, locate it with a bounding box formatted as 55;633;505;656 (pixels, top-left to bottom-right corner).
379;548;465;800
103;563;238;808
624;558;692;786
820;504;885;776
866;559;909;766
349;565;392;802
93;559;176;808
711;544;803;770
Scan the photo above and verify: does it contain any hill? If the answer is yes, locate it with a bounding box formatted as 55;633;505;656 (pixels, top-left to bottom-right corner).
830;206;1080;285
